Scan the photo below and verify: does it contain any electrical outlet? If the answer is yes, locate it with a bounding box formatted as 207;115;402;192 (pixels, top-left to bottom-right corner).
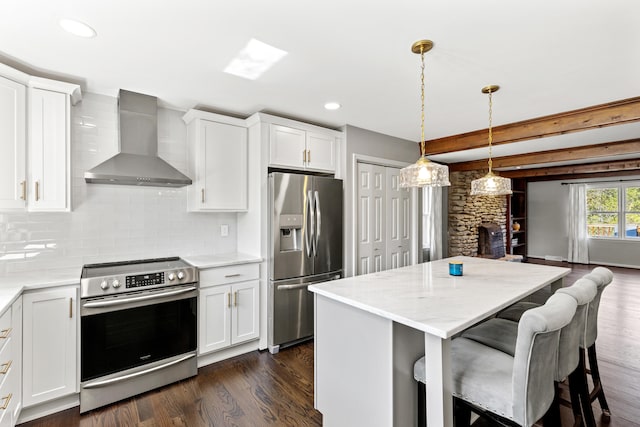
220;224;229;237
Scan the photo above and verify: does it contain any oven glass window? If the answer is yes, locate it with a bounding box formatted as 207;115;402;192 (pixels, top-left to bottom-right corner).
81;296;197;382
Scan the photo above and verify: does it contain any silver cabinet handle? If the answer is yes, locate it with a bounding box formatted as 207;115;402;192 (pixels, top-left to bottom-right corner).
303;150;307;163
307;149;311;163
20;181;26;200
35;181;40;201
201;188;205;203
224;273;241;278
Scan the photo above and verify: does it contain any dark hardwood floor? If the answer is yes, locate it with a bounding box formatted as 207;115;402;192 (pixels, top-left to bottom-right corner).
18;262;640;427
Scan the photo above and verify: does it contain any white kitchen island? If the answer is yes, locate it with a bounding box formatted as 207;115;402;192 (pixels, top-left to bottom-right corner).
309;256;570;427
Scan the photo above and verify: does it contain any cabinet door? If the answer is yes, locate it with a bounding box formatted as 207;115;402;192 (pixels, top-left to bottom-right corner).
28;88;69;211
23;287;77;407
199;285;231;354
198;120;248;211
231;281;259;345
0;75;26;210
306;132;336;172
269;125;306;169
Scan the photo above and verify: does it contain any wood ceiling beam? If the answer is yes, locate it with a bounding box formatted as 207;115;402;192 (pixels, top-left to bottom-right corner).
422;96;640;155
500;158;640;179
449;138;640;172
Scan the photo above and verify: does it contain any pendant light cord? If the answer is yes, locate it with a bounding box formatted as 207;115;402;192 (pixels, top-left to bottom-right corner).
420;45;426;157
487;89;493;173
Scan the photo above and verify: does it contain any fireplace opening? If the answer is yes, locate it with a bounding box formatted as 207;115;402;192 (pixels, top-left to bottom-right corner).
478;223;505;259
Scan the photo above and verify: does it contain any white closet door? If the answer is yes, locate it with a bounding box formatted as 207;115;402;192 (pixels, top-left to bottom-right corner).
357;163;385;275
385;167;411;269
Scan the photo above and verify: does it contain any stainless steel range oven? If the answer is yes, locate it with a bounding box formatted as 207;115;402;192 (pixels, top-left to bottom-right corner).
79;257;198;413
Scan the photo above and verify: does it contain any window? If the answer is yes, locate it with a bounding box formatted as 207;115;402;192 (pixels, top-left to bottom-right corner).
587;183;640;239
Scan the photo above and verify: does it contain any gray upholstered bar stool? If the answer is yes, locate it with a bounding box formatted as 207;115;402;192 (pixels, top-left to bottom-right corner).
496;267;614;425
413;292;577;427
460;277;597;427
580;267;614;423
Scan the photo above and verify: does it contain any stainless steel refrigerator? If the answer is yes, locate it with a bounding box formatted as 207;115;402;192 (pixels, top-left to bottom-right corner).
268;172;343;353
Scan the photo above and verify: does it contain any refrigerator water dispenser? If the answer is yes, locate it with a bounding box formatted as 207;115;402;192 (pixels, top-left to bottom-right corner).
279;214;303;252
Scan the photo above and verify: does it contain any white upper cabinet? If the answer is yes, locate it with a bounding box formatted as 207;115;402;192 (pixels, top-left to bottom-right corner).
0;74;26;210
28;87;70;211
183;110;248;212
269;124;337;173
0;63;80;212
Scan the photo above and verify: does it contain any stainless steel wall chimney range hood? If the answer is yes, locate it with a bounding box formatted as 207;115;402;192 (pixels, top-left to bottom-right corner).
84;90;192;187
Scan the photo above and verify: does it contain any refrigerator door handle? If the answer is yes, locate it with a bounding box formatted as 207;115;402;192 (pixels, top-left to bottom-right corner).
306;190;315;257
314;190;321;257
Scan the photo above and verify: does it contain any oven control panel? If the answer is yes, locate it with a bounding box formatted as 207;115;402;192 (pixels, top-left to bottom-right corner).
126;272;165;289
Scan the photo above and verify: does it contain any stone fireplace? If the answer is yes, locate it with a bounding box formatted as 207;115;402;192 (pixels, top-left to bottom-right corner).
448;171;507;257
478;223;506;258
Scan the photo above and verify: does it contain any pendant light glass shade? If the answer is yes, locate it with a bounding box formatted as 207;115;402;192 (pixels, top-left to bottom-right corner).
399;157;450;187
470;85;512;196
399;40;450;188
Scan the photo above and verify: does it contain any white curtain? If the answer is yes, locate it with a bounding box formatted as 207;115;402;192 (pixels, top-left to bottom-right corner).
424;186;444;260
568;183;589;264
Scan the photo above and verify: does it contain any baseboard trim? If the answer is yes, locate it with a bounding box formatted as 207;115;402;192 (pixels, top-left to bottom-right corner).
18;394;79;423
197;340;259;368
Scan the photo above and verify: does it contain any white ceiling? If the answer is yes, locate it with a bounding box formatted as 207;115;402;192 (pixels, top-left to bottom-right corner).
1;0;639;164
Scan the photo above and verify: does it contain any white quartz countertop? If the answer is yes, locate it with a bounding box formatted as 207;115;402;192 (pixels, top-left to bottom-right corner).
309;256;571;339
0;252;262;315
0;267;81;314
181;252;262;269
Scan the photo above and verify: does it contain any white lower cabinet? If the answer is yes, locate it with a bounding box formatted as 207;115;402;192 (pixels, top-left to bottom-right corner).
199;264;259;355
22;287;77;408
0;297;22;427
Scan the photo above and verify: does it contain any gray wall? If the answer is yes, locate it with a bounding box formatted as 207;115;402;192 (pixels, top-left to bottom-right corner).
342;125;440;276
528;177;640;268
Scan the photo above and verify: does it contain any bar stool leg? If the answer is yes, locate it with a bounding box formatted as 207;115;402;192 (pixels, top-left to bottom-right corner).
567;367;585;427
542;382;562;426
579;350;597;427
588;344;611;422
417;382;426;427
453;398;472;427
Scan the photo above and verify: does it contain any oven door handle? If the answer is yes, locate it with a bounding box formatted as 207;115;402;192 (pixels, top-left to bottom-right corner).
82;353;196;389
82;286;197;308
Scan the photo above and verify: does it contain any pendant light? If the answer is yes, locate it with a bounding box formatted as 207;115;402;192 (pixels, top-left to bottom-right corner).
470;85;512;196
399;40;450;188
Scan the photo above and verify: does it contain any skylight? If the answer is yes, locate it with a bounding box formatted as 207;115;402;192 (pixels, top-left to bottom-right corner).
224;38;287;80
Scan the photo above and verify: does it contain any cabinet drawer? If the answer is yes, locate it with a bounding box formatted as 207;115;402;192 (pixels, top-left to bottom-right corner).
0;355;17;427
0;335;12;391
200;264;259;287
0;310;11;355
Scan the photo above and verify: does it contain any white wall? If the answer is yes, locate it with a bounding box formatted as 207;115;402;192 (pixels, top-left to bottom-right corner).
342;125;425;277
0;93;236;275
528;178;640;268
528;181;569;260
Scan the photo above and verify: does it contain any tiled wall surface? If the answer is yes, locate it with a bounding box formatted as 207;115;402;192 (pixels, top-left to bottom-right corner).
0;93;236;275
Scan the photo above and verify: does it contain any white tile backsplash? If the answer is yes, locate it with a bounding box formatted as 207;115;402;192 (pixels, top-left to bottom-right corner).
0;92;236;275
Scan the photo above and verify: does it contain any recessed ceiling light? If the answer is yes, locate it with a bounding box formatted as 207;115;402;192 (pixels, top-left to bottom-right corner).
224;38;287;80
324;102;341;110
59;18;97;38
